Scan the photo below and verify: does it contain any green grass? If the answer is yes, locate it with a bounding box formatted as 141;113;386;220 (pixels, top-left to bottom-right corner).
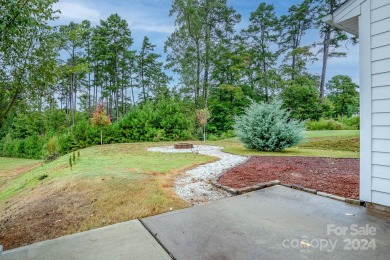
201;130;360;158
0;157;40;189
0;157;40;173
0;143;213;202
0;130;360;202
299;136;359;152
0;142;216;249
0;130;360;249
305;130;359;138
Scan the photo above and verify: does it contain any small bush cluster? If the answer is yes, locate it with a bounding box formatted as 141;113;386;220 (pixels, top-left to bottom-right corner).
306;116;360;131
0;134;47;159
235;100;305;152
0;98;195;159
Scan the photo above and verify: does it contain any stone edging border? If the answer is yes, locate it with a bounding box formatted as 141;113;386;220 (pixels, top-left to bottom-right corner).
211;177;365;207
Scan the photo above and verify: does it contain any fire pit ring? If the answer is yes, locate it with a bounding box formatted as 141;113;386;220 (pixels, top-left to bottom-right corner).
174;143;194;149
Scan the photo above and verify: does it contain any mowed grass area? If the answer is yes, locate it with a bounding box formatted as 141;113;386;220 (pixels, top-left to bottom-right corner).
0;157;40;190
0;130;359;249
204;130;360;158
0;143;214;250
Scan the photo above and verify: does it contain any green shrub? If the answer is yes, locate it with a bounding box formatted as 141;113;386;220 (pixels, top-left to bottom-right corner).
220;130;236;140
46;136;59;155
58;133;72;155
15;139;25;156
118;98;194;142
306;118;345;130
235;100;305;151
306;116;360;131
207;134;219;141
341;116;360;130
0;98;196;158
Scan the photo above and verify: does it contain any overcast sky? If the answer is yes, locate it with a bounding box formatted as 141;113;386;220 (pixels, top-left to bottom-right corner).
52;0;360;85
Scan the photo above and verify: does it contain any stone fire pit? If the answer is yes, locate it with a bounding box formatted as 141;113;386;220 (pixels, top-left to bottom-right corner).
174;143;194;149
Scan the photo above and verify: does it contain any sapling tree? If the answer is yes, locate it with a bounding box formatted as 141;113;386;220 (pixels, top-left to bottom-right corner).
91;100;111;145
235;99;305;151
196;108;210;142
69;156;72;170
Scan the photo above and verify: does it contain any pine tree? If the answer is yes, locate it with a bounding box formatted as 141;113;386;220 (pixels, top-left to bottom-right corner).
242;3;280;102
137;36;169;102
166;0;240;110
59;22;89;125
279;0;314;81
92;14;133;120
314;0;349;99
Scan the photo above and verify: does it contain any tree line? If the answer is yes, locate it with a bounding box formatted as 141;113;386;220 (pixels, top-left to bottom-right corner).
0;0;359;152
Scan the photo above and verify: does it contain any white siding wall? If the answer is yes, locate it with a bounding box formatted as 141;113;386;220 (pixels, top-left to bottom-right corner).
370;0;390;207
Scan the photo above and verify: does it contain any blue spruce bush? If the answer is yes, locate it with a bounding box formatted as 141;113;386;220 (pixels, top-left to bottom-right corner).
235;100;305;151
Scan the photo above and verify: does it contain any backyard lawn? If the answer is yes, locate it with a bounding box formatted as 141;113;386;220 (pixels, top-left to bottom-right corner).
0;143;214;250
0;130;359;250
211;130;359;158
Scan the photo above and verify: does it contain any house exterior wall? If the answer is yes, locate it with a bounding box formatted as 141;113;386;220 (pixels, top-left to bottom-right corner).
331;0;390;207
369;0;390;207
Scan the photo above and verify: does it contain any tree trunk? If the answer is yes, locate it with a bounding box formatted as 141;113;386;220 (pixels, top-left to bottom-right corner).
320;30;331;100
196;40;201;109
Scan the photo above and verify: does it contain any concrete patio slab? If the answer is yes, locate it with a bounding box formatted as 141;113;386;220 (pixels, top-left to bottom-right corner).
142;185;390;260
1;220;171;260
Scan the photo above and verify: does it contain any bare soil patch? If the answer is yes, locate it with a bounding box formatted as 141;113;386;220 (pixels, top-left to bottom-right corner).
0;181;93;250
0;174;188;250
219;156;359;199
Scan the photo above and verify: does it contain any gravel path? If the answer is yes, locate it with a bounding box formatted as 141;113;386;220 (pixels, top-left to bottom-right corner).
147;145;248;204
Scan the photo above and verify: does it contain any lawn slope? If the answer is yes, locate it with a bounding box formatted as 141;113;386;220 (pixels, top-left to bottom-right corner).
0;143;214;250
0;157;40;190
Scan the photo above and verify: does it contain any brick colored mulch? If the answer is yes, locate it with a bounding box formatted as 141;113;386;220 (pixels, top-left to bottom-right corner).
219;156;359;199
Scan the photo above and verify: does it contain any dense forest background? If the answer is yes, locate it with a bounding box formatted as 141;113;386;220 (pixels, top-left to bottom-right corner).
0;0;360;159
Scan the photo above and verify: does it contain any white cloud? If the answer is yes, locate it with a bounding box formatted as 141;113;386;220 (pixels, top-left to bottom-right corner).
54;2;102;23
130;22;174;34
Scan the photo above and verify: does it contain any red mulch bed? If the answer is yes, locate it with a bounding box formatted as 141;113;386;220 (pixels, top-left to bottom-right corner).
219;156;359;199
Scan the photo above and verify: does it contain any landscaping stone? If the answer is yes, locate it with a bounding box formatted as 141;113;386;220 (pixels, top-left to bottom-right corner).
290;184;304;190
317;191;346;202
345;198;361;205
148;145;248;204
237;186;254;194
302;188;317;194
